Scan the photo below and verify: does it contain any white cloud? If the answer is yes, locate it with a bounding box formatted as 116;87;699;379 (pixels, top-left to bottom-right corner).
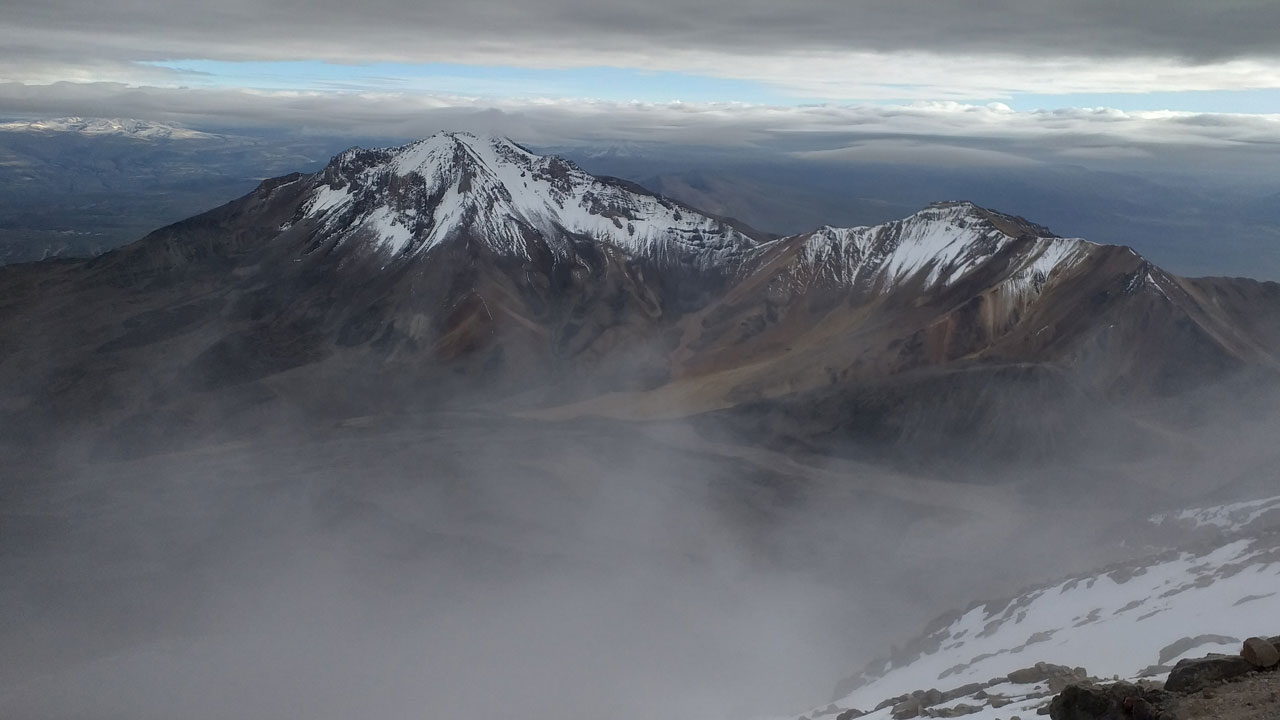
2;81;1277;168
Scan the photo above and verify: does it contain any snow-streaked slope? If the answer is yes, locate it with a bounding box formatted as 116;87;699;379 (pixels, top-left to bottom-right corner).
776;202;1095;298
0;117;213;140
836;537;1277;711
290;132;760;267
786;495;1280;720
1151;495;1280;533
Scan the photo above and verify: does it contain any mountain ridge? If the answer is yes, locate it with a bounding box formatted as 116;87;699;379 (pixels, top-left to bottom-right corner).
1;132;1277;465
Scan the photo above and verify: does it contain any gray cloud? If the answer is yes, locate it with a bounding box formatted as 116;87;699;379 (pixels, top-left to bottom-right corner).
3;1;1280;101
5;1;1280;64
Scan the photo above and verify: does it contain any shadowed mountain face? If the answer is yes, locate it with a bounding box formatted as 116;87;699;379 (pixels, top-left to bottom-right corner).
1;132;1278;466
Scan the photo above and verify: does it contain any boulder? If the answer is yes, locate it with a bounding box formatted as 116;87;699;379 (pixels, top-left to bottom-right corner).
940;683;986;702
889;687;945;718
1048;668;1092;693
1121;696;1158;720
1047;682;1172;720
836;709;865;720
1047;676;1077;694
1048;684;1118;720
1164;655;1254;693
1008;667;1047;684
891;699;922;720
876;694;910;712
1008;662;1078;685
927;703;981;718
1241;636;1280;668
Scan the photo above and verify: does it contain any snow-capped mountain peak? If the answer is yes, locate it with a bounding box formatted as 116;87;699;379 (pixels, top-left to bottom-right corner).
770;200;1096;298
284;134;1173;316
291;132;762;267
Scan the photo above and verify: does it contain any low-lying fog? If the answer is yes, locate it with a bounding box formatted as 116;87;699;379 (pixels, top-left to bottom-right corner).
2;383;1278;720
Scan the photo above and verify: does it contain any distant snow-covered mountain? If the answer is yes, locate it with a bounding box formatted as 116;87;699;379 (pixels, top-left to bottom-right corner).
0;116;214;140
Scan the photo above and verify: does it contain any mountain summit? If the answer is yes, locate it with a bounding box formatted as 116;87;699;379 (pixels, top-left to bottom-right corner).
291;132;762;269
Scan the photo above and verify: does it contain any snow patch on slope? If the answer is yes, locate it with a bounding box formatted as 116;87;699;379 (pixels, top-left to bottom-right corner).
1151;494;1280;533
878;204;1008;286
828;536;1279;713
790;226;879;287
1000;237;1091;296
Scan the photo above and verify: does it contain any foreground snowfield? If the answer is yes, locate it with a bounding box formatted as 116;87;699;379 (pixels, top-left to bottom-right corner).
782;494;1280;720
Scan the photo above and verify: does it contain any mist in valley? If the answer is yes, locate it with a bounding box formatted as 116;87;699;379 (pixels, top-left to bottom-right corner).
4;366;1278;720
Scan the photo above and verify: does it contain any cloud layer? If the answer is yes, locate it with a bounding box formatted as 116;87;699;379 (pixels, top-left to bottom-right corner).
8;0;1280;61
4;1;1280;100
4;82;1279;179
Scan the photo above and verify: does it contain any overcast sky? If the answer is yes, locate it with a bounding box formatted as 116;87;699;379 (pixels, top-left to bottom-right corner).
2;0;1280;156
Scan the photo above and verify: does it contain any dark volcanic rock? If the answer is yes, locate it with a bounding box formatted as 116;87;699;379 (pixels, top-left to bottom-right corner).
1047;682;1175;720
1122;696;1158;720
891;689;949;720
876;694;911;712
1164;655;1254;693
1009;666;1047;684
941;683;987;702
927;704;981;718
1008;662;1081;686
1241;637;1280;668
1048;668;1093;693
1048;683;1125;720
891;699;922;720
